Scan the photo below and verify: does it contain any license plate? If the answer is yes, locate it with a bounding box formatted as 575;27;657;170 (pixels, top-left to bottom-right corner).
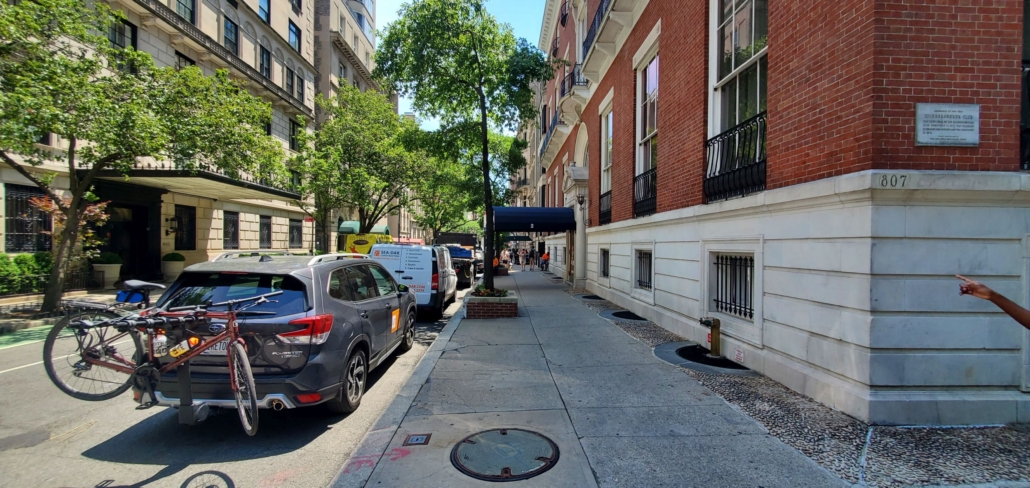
200;339;229;356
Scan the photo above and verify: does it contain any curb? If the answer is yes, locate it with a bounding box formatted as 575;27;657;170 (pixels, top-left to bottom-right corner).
327;286;473;488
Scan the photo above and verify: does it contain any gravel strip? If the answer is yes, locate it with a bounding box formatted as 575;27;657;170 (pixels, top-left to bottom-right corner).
563;292;1030;488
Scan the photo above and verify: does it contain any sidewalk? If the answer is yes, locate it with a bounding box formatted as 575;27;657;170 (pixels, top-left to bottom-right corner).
332;271;845;487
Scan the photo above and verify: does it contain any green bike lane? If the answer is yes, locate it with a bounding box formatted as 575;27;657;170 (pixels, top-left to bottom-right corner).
0;291;467;488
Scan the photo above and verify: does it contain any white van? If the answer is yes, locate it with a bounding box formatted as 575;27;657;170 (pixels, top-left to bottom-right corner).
369;244;458;318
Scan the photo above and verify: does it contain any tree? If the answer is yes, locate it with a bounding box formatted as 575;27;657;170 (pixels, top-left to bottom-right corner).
296;84;428;236
410;157;472;243
0;0;286;311
376;0;554;289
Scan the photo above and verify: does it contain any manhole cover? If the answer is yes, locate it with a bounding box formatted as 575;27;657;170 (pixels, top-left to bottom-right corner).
611;311;646;321
451;429;559;482
676;345;750;370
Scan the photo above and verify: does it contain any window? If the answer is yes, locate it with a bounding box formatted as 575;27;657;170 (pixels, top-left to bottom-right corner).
635;250;653;290
353;34;359;50
174;205;196;251
365;52;370;67
162;273;309;317
108;19;136;49
367;265;397;297
176;0;195;24
290;0;301;12
601;109;613;193
289;21;301;53
638;55;659;174
285;68;295;95
290;170;302;188
260;46;271;78
264;121;272;136
289;119;300;151
712;254;755;320
344;266;379;301
224;18;239;55
36;133;52;146
258;0;270;23
338;63;346;79
715;0;767;132
296;71;305;100
259;215;272;249
175;51;195;70
600;249;610;278
223;211;239;250
4;184;52;253
289;219;303;248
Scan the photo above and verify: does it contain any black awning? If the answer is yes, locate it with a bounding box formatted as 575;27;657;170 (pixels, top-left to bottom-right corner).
493;206;576;233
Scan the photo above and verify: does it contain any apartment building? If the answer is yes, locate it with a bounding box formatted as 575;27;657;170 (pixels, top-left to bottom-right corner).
534;0;1030;425
3;0;320;279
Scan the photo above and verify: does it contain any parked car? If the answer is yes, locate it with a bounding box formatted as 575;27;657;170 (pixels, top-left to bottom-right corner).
149;252;418;414
369;243;458;319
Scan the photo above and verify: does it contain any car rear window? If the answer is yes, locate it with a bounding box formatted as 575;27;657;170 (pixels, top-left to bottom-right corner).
161;273;309;316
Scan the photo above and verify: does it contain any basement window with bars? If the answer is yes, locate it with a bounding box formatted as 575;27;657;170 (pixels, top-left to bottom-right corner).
223;211;240;250
4;184;52;253
635;250;653;291
712;254;755;320
600;248;610;278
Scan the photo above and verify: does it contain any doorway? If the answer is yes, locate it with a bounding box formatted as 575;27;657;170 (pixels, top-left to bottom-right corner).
100;204;150;280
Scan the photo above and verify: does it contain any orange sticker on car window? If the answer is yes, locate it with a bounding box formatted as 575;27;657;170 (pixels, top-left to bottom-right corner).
391;309;400;333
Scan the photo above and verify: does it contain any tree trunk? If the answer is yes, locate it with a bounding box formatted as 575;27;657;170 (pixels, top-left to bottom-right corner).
479;96;495;290
40;206;83;313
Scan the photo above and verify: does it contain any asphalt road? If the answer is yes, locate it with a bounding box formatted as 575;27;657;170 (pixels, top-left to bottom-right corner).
0;289;467;488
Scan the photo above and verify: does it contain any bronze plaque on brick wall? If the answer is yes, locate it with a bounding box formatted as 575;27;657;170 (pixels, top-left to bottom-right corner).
915;103;980;147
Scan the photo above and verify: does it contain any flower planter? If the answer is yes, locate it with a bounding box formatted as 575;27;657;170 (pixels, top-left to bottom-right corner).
92;263;121;290
466;292;518;319
161;261;185;283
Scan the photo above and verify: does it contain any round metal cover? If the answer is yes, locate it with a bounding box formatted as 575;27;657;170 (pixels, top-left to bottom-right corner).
451;429;559;482
611;311;647;321
581;295;604;300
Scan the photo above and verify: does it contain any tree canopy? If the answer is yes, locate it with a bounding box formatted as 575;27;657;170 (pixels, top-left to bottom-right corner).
376;0;554;289
0;0;287;310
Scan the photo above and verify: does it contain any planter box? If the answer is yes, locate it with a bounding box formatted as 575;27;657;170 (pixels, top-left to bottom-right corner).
466;293;518;319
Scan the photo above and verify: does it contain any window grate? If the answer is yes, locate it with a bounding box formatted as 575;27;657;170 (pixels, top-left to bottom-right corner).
599;191;612;225
223;211;239;250
704;112;767;202
4;184;52;253
713;254;755;320
600;249;610;278
259;215;272;249
289;219;303;248
635;250;652;290
633;167;657;217
174;205;196;251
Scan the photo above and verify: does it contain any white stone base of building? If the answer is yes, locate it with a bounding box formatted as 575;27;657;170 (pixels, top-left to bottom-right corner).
585;170;1030;426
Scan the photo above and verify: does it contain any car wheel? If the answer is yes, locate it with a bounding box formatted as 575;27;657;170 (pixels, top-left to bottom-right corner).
324;349;366;414
397;310;415;353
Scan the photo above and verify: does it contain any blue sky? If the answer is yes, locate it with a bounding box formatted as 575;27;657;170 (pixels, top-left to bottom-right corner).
375;0;547;127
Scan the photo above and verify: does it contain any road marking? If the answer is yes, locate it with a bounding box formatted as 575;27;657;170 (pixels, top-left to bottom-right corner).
0;338;46;351
50;421;95;442
0;339;132;375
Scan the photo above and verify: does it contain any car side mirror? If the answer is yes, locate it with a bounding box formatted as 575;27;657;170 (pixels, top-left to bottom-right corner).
397;284;409;293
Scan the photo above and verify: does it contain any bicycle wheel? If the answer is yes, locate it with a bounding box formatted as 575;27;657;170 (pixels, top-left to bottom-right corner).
43;310;142;401
229;341;259;436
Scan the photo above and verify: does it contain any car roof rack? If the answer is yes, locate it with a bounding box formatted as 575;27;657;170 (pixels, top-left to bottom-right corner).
211;251;300;261
307;253;370;265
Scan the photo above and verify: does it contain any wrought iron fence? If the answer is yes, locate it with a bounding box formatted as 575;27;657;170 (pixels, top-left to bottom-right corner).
713;254;755;320
583;0;612;62
704;112;767;202
599;190;612;225
633;167;657;217
635;250;652;290
561;64;587;98
0;270;103;298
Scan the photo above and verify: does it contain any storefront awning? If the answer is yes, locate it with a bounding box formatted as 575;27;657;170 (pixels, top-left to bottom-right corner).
492;206;576;233
338;220;390;235
79;166;301;201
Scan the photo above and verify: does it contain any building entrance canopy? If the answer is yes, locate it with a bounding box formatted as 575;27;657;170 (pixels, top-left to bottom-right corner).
492;206;576;233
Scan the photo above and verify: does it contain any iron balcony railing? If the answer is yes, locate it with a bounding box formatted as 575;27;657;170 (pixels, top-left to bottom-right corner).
551;36;560;58
560;0;570;27
1021;61;1030;170
598;190;612;225
132;0;312;118
582;0;613;63
539;110;563;157
515;178;530;188
560;64;588;98
713;254;755;320
704;112;767;203
633;167;657;217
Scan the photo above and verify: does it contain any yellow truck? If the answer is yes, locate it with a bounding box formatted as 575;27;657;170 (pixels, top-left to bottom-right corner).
340;233;393;255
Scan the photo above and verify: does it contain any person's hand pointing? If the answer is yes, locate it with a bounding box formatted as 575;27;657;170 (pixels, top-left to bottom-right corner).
957;275;994;300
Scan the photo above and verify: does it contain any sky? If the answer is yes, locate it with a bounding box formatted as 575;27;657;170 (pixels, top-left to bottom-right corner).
374;0;547;129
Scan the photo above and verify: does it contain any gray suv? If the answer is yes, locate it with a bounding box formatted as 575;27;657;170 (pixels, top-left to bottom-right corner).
150;252;418;414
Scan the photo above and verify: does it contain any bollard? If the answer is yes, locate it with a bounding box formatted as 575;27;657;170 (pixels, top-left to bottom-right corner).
699;317;722;358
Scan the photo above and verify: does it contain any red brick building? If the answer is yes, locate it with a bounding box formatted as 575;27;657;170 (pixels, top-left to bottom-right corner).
534;0;1030;425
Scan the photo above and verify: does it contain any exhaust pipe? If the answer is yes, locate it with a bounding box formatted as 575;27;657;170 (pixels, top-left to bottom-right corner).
270;399;286;411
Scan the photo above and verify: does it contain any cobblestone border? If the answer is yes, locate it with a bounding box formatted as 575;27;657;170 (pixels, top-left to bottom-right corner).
562;287;1030;488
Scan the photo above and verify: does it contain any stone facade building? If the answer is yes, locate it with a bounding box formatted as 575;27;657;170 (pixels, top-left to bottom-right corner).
534;0;1030;425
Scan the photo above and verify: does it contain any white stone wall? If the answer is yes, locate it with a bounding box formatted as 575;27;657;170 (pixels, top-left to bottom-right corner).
585;170;1030;425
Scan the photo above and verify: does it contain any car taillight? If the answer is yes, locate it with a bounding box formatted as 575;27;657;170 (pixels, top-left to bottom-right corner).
279;314;334;345
431;273;439;290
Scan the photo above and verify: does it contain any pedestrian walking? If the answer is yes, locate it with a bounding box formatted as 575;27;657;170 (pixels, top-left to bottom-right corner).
501;248;510;269
519;248;527;271
958;275;1030;331
528;248;536;270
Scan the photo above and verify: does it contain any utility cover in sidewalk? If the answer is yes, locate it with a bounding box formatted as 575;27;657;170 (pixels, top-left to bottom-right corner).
451;429;559;482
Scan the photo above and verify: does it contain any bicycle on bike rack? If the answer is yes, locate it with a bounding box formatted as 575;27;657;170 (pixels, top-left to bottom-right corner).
43;290;282;436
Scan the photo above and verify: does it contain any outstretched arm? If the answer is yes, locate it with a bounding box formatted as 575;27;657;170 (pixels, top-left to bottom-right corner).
958;275;1030;331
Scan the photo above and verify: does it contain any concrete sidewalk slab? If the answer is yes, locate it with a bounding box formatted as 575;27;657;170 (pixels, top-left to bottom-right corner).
446;321;539;346
551;363;724;409
408;369;565;415
436;344;549;372
540;337;655;367
533;322;639;344
566;405;768;437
